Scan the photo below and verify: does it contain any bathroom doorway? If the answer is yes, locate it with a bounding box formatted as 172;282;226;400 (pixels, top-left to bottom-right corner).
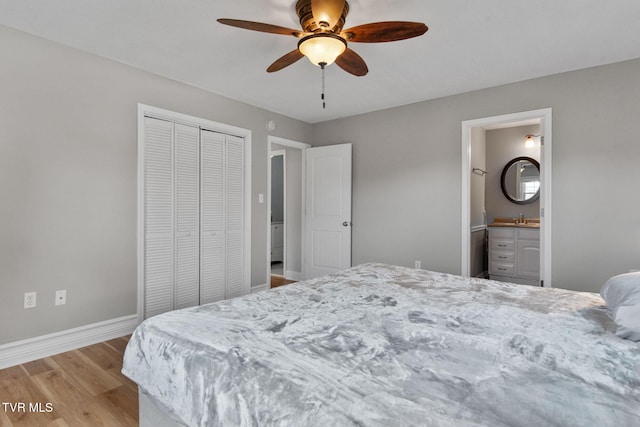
461;109;552;287
270;150;285;278
267;136;310;288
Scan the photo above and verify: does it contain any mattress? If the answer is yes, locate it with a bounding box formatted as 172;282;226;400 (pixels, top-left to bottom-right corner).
122;263;640;426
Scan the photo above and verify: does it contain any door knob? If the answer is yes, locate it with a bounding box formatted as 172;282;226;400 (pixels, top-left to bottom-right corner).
343;221;350;227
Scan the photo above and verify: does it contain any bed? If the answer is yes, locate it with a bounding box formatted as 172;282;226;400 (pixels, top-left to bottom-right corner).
122;263;640;426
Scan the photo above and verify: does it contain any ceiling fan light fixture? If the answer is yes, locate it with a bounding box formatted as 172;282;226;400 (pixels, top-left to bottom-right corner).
298;34;346;67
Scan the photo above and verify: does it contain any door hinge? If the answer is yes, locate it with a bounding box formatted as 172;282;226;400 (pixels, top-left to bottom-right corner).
540;208;544;217
540;136;545;146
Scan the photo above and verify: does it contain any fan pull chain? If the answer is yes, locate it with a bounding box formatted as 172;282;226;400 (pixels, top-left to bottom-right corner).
320;62;327;109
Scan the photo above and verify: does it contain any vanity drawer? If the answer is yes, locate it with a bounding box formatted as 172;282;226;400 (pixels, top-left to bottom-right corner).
491;250;515;263
490;262;515;275
490;239;515;251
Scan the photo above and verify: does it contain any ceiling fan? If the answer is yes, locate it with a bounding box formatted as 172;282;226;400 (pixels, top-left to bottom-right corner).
218;0;428;77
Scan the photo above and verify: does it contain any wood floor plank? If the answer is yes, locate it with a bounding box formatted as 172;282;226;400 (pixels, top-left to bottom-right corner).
103;337;128;354
0;408;13;427
95;384;139;425
0;337;137;427
30;369;90;409
78;343;123;373
78;338;138;394
0;365;28;382
55;399;131;427
108;367;138;395
50;350;122;397
21;358;57;377
0;374;58;426
31;369;113;427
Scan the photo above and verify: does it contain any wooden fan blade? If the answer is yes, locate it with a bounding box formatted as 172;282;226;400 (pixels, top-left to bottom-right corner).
267;49;305;72
335;48;368;76
341;21;428;43
218;19;306;37
311;0;346;29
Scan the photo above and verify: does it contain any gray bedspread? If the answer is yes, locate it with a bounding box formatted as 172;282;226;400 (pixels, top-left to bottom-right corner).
122;263;640;426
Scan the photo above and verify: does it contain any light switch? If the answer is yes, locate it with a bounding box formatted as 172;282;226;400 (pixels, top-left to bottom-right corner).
258;193;264;203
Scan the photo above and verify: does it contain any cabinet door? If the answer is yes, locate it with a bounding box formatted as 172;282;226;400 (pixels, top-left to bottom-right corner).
517;240;540;278
200;130;226;304
174;124;200;309
143;118;175;318
271;224;284;248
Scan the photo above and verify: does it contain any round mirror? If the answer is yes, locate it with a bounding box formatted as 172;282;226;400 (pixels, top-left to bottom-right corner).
500;156;540;204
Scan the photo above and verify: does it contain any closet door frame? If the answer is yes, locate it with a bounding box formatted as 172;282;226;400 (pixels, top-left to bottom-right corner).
137;104;252;324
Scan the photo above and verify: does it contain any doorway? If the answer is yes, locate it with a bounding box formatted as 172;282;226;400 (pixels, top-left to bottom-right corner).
461;108;552;287
267;136;310;288
270;149;286;278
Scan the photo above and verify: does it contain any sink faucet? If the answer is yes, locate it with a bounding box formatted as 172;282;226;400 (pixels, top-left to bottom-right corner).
518;213;524;224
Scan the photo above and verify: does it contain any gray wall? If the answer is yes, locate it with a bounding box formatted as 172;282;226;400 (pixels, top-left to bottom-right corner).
312;57;640;293
4;22;640;346
0;25;312;345
485;125;540;223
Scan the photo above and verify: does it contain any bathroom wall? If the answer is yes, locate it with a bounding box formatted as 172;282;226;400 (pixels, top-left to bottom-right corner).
470;127;487;227
470;127;487;277
485;125;540;223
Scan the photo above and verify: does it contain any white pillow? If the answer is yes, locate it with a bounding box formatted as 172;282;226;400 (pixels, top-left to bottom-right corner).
600;272;640;341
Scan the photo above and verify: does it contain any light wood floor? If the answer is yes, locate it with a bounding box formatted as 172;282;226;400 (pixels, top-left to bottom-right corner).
0;336;137;427
270;275;297;288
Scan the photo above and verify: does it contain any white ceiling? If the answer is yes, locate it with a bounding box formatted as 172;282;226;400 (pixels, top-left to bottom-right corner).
2;0;640;124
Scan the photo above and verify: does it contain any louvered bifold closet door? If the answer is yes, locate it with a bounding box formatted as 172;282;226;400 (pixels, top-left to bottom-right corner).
174;124;200;309
225;135;245;298
200;130;226;304
143;117;174;318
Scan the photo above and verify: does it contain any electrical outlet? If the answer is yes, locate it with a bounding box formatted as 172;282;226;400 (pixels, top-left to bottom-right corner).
24;292;37;309
55;290;67;306
415;260;422;269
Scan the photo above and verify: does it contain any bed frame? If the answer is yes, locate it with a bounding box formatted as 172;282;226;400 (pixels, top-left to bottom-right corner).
139;390;186;427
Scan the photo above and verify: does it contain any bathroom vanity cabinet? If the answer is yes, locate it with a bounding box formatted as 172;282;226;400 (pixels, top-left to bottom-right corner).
488;226;540;286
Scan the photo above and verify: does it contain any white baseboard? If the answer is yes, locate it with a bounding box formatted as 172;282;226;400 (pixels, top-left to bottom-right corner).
0;314;138;370
285;270;302;281
251;283;269;293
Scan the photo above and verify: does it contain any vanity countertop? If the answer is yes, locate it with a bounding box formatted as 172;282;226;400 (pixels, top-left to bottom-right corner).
488;218;540;229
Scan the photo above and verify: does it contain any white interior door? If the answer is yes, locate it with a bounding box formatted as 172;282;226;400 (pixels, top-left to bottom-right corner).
304;143;352;279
